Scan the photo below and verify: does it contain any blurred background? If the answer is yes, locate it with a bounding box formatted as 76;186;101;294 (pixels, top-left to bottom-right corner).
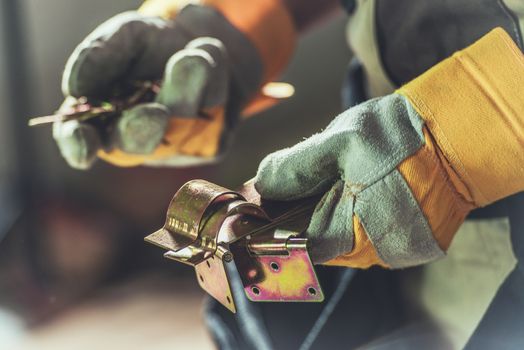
0;1;351;349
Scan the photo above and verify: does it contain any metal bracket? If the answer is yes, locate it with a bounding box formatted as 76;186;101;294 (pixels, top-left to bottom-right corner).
145;179;324;312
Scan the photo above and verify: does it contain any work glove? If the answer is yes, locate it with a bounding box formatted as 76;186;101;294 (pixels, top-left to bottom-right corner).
54;0;296;169
255;28;524;268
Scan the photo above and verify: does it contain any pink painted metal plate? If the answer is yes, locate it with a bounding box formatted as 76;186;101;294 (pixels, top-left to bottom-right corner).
237;242;324;302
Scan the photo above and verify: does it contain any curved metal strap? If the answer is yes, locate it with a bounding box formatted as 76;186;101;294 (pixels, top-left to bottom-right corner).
162;179;243;251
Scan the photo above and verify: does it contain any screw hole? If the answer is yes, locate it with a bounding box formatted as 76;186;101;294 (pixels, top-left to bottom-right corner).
251;286;260;295
199;274;204;283
226;296;231;304
206;260;211;268
270;262;279;271
308;287;317;296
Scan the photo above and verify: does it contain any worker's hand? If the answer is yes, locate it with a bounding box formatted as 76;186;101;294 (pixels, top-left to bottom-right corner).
53;5;263;169
255;28;524;270
254;94;475;268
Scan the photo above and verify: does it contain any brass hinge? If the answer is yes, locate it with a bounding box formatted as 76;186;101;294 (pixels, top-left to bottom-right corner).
145;179;324;313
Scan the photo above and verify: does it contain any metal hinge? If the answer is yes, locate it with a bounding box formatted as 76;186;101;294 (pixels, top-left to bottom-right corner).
145;179;324;312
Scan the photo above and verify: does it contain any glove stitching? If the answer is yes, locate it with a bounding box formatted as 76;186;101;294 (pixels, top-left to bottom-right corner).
351;212;390;266
396;171;446;264
419;132;475;212
357;172;445;268
343;182;356;253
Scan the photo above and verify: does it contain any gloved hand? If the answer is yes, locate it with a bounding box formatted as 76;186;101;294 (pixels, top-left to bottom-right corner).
255;94;450;268
54;0;296;169
255;28;524;268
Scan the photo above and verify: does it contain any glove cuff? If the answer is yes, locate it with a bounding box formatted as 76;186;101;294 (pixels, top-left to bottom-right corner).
399;28;524;207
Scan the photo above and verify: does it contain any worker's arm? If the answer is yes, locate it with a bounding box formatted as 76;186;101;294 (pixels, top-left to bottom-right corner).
255;28;524;268
53;0;342;169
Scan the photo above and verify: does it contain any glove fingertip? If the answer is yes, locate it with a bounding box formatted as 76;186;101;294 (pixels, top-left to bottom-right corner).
157;50;213;116
116;103;169;154
255;146;336;201
254;152;295;200
53;121;101;170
